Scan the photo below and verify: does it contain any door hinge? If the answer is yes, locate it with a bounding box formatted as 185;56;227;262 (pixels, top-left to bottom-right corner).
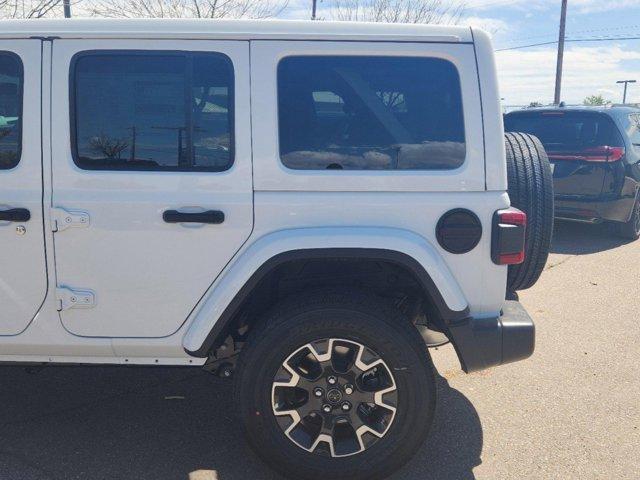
56;287;96;312
51;207;90;232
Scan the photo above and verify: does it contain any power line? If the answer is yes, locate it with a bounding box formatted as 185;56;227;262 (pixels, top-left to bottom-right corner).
504;24;640;44
566;23;640;35
495;35;640;51
495;41;557;51
570;36;640;42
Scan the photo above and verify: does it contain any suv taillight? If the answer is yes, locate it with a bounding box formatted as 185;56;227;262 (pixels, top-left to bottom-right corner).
548;145;625;162
492;208;527;265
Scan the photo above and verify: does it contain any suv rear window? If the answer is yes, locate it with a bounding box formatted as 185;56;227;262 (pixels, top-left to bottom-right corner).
72;51;234;172
0;52;23;170
277;56;466;171
504;111;624;153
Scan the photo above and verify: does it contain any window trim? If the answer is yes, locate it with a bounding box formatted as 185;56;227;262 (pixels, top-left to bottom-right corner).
276;54;467;172
0;51;24;171
69;49;236;173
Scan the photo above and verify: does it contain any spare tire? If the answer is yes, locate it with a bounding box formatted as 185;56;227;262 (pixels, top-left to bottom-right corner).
504;132;554;291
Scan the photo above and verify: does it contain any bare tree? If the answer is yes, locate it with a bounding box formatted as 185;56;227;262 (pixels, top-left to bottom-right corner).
87;0;288;19
328;0;464;24
0;0;73;18
90;134;129;160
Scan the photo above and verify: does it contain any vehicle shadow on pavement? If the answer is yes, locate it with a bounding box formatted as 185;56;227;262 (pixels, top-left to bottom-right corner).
392;373;482;480
550;221;634;255
0;366;482;480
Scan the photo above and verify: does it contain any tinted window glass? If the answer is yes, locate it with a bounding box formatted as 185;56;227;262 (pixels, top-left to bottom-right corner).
504;112;623;153
0;53;22;170
73;52;233;171
278;56;465;170
628;114;640;152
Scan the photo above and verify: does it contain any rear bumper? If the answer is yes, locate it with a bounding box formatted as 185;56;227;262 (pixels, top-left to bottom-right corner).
555;187;638;224
446;300;535;373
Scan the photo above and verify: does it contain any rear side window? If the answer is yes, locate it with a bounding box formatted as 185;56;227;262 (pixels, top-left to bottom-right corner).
504;112;624;153
0;52;23;170
72;51;234;172
277;56;466;171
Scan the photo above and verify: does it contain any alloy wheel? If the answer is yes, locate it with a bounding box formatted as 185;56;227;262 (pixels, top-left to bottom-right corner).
271;338;397;458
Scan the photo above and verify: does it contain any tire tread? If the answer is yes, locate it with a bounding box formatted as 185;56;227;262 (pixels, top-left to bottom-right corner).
504;132;554;291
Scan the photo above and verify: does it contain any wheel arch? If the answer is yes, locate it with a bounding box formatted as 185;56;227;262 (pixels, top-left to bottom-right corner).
182;227;469;357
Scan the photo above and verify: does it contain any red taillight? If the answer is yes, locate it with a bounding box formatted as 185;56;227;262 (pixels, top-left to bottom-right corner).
499;209;527;226
606;146;625;162
492;208;527;265
548;145;625;163
500;251;525;265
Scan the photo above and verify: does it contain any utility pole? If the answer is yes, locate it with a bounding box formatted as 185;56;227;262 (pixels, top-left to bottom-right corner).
553;0;568;105
63;0;71;18
128;126;137;163
616;80;636;104
311;0;317;20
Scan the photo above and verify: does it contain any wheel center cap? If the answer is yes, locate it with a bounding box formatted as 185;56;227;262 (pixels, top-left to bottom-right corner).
326;388;343;404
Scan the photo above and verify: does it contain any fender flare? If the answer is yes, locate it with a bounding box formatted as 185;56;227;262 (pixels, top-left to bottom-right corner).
182;227;469;357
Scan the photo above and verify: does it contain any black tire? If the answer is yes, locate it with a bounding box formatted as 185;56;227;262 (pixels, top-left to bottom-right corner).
504;132;555;291
234;289;436;480
614;195;640;240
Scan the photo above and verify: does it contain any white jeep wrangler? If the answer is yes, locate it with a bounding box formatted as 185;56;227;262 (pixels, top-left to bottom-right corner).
0;19;553;480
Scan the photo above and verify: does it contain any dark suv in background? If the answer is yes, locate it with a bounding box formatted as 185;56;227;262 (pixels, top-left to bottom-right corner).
505;106;640;239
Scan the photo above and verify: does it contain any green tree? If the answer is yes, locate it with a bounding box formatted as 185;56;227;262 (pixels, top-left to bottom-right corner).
528;101;543;108
583;94;609;106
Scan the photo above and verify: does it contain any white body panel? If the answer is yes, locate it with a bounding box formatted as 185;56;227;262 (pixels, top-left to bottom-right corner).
0;40;47;336
471;28;507;191
183;192;510;353
0;20;509;364
50;39;253;338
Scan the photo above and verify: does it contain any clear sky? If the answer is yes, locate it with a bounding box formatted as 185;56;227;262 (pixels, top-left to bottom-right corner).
281;0;640;106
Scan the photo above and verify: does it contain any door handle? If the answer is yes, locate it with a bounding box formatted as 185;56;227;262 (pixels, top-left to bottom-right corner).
163;210;225;225
0;208;30;222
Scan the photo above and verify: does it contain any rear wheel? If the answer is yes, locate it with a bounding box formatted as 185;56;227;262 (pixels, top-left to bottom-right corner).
505;132;555;291
234;290;436;480
614;195;640;240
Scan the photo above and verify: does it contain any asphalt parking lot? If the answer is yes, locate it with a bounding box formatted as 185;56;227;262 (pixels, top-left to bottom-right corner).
1;221;638;480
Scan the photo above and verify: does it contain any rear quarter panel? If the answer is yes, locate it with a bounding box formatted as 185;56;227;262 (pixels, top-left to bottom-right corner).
246;34;509;316
252;191;510;317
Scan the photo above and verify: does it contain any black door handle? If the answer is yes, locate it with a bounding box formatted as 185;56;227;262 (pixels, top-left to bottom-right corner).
0;208;30;222
163;210;224;224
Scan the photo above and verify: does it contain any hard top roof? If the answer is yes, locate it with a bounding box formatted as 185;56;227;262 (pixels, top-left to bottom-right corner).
0;18;474;43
